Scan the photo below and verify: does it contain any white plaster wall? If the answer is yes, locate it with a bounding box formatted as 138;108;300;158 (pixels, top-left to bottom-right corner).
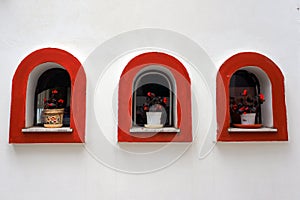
1;0;300;200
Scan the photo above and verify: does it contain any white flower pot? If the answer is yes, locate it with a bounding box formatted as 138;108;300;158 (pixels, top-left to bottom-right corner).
146;112;162;125
240;113;256;125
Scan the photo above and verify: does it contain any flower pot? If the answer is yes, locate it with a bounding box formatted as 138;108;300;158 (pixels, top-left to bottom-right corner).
146;112;162;126
240;113;256;125
43;108;64;128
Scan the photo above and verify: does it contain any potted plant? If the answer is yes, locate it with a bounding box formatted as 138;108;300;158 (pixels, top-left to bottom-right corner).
43;89;65;128
230;89;265;125
143;92;168;128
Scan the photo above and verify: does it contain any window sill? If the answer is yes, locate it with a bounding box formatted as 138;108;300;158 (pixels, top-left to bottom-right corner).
130;126;180;133
22;127;73;133
228;127;278;133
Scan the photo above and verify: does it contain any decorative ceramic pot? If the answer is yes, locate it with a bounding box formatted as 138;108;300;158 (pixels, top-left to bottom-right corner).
240;113;256;125
43;108;64;128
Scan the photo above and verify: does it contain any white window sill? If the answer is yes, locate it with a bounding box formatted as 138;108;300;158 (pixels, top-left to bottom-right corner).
228;127;278;133
22;127;73;133
130;126;180;133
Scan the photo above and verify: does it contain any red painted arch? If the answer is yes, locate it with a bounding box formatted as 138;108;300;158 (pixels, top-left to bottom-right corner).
118;52;192;142
9;48;86;143
217;52;288;142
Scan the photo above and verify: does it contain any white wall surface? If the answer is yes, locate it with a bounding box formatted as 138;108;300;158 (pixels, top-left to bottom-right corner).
1;0;300;199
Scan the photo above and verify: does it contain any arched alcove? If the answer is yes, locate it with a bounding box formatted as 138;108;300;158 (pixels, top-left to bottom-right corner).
217;52;288;142
118;52;192;142
9;48;86;143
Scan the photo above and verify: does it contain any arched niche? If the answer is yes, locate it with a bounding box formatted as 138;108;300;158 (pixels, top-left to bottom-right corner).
9;48;86;143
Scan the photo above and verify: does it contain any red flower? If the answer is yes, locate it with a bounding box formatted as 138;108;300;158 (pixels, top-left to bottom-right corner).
144;92;165;112
239;107;245;111
58;99;64;104
163;97;168;104
147;92;155;97
259;93;265;101
230;88;265;116
48;103;56;107
44;89;64;109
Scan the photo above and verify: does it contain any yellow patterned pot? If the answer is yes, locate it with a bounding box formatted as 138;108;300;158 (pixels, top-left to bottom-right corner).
43;108;64;128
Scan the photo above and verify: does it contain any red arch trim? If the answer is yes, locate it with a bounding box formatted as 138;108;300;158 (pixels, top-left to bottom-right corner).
118;52;192;142
9;48;86;143
217;52;288;141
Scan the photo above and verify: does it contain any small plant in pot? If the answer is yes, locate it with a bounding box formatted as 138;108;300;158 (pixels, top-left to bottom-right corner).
143;92;168;128
230;89;265;125
43;89;65;128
